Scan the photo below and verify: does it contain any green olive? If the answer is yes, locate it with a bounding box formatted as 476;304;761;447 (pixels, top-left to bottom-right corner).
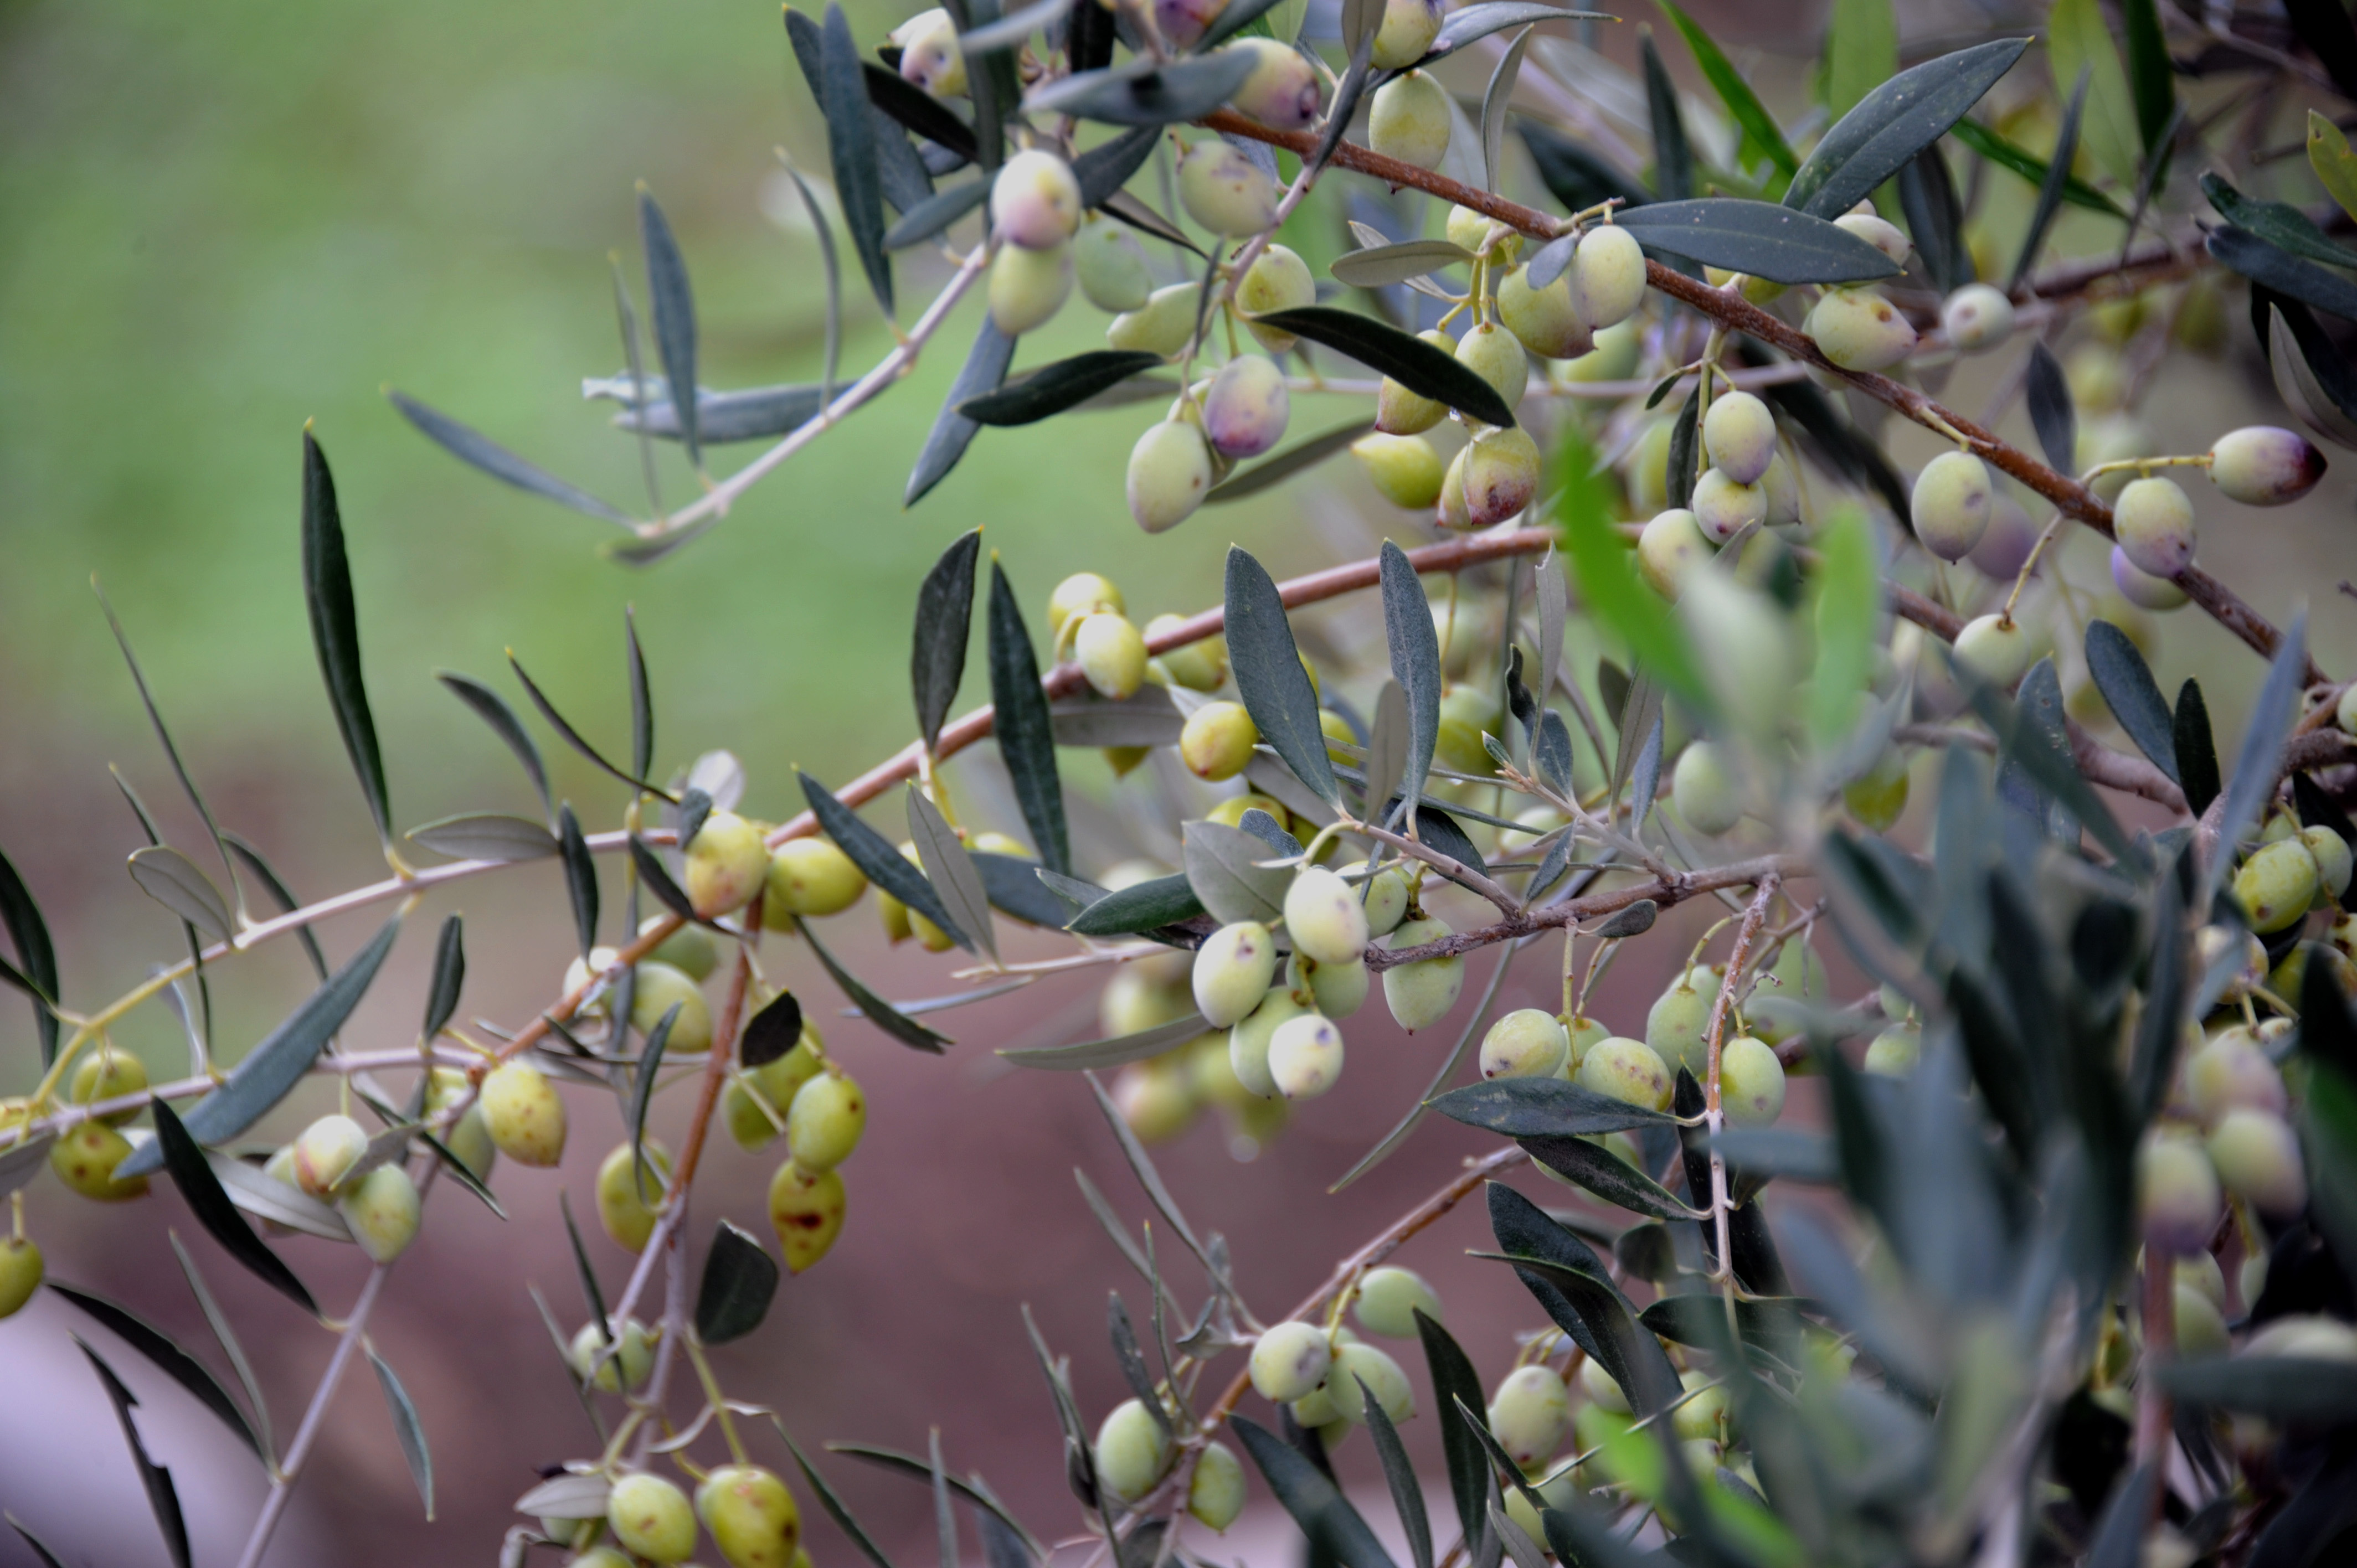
1369;0;1444;68
1568;226;1646;331
1352;1266;1442;1338
1180;701;1260;781
1354;433;1446;508
768;1160;847;1273
1327;1341;1415;1424
2113;476;2196;578
292;1112;369;1198
1720;1035;1785;1127
989;240;1074;336
686;811;771;920
608;1472;698;1564
1201;355;1290;461
1237;246;1315;352
1496;265;1592;360
338;1163;421;1263
1176;142;1277;236
1126;419;1214;533
1480;1008;1570;1080
2205;1107;2307;1216
1940;283;2015;353
1910;450;1993;563
630;961;713;1054
1229;986;1310;1099
1073;215;1151;313
1488;1365;1570;1468
1804;286;1917;372
1382;917;1464;1031
764;839;868;921
696;1464;801;1568
2137;1129;2222;1253
1267;1012;1345;1098
1075;612;1151;700
1672;741;1743;835
1701;391;1777;485
0;1236;42;1320
1644;975;1712;1080
480;1060;567;1167
1187;1440;1247;1531
2234;837;2320;933
69;1047;148;1127
785;1071;866;1173
1368;70;1452;169
1637;508;1711;601
1094;1397;1175;1502
1108;283;1200;357
51;1122;150;1201
596;1139;672;1252
1249;1319;1333;1402
1576;1036;1673;1112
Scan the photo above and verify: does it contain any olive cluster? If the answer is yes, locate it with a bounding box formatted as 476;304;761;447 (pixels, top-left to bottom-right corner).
544;1462;805;1568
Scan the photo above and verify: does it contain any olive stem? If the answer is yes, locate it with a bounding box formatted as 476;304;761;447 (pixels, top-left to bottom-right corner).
1365;855;1804;971
1700;878;1779;1315
231;1262;392;1568
1347;815;1524;916
683;1336;749;1467
2000;512;2066;622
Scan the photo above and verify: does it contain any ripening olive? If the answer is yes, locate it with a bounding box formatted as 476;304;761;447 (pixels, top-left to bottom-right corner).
768;1160;847;1273
993;149;1081;250
568;1317;655;1391
2207;1107;2308;1215
763;839;868;925
1496;266;1592;360
990;239;1074;335
1202;355;1290;460
1268;1012;1345;1098
2209;426;2327;507
1368;70;1452;169
1637;508;1711;601
1382;917;1464;1031
1569;226;1646;332
0;1236;40;1321
1108;283;1200;356
1578;1353;1630;1413
1678;567;1793;732
1911;450;1993;563
1720;1036;1785;1127
1353;1266;1442;1338
1941;283;2015;352
339;1163;421;1263
69;1048;147;1127
2138;1129;2222;1253
1690;467;1767;544
1154;0;1225;46
1177;141;1277;236
2235;837;2320;933
687;812;770;920
1195;921;1280;1028
1354;432;1446;508
2113;476;2196;578
1328;1341;1414;1424
894;8;966;96
1645;975;1712;1080
1377;328;1455;434
1072;216;1151;313
1301;954;1369;1020
1114;1057;1198;1142
1284;867;1369;966
1360;865;1409;936
1968;492;2038;581
1181;701;1260;781
596;1139;672;1252
1489;1365;1571;1468
1075;613;1150;700
292;1112;370;1198
1456;323;1529;415
609;1472;698;1564
1459;426;1542;528
697;1464;800;1568
2111;547;2189;611
1951;613;2035;687
1228;37;1322;128
45;1131;141;1211
1127;419;1214;533
1700;391;1777;486
1671;1368;1727;1442
1237;245;1314;352
729;1025;826;1151
1577;1036;1674;1112
1805;286;1917;371
2186;1028;2288;1125
785;1071;865;1173
481;1060;568;1167
1095;1397;1175;1502
1250;1319;1334;1402
1481;1009;1571;1080
631;961;714;1055
1834;213;1910;264
1187;1440;1247;1531
1864;1022;1919;1077
1371;0;1444;66
1144;617;1225;692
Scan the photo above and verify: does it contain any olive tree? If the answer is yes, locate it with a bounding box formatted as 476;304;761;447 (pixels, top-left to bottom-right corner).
9;1;2357;1565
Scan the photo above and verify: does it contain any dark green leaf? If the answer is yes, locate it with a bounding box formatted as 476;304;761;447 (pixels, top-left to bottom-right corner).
1232;1417;1399;1568
220;832;326;981
93;585;243;925
558;804;598;960
742;990;806;1071
799;772;968;947
986;560;1070;875
960;351;1165;425
1205;420;1376;504
1183;819;1291;925
2010;68;2088;293
301;433;391;844
1065;873;1205;936
824;6;894;316
1026;51;1257;125
1105;1293;1170;1436
50;1284;264;1460
368;1350;434;1520
1636;1293;1809;1353
1594;899;1657;939
1664;387;1698;510
506;652;673;800
823;1447;1048;1563
909;317;1017;504
1947;117;2126;218
1253;307;1515;426
1413;1311;1493;1559
2085;621;2178;784
777;1420;903;1568
624;608;654;782
1426;3;1607;60
974;852;1080;927
636;189;702;468
2211;226;2357;323
1452;1397;1545;1507
909;786;997;964
118;915;403;1179
1960;659;2143;869
2203;173;2357;272
0;844;58;1066
385;391;635;525
435;671;553;823
801;917;951;1051
1520;1134;1702;1219
1226;546;1342;807
559;1190;610;1344
2121;0;2173;151
1428;1077;1676;1137
1707;1127;1839;1182
1785;38;2031;218
1655;2;1798;177
1072;126;1159;207
695;1220;780;1344
629;1002;679;1204
126;848;231;946
142;1102;316;1315
1361;1375;1433;1568
2174;679;2221;817
886;180;989;250
2024;341;2076;474
1379;542;1442;827
165;1232;272;1458
1485;1183;1682;1415
76;1340;192;1568
2161;1357;2357;1422
626;835;696;927
423;914;465;1041
1100;188;1205;256
1519;122;1650;214
406;812;559;863
1898;145;1970;293
1001;1011;1208;1070
2212;616;2309;894
608;382;830;445
1640;32;1692;201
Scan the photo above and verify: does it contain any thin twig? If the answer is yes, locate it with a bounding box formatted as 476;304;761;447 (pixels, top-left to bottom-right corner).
1701;879;1778;1312
233;1264;392;1568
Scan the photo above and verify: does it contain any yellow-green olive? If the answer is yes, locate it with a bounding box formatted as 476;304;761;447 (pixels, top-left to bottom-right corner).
768;1160;847;1273
608;1472;698;1564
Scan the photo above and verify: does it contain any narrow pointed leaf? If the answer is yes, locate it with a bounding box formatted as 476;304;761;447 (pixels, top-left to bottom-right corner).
1064;873;1205;936
822;4;893;315
1232;1417;1399;1568
2211;617;2308;896
2009;68;2088;293
636;190;703;468
1364;679;1409;817
302;434;392;844
776;1421;903;1568
422;914;465;1041
1428;1077;1676;1136
2084;621;2178;783
560;1190;610;1340
142;1103;317;1314
696;1220;780;1344
798;772;967;947
4;839;68;1071
2024;342;2076;473
2311;111;2357;223
1252;308;1514;426
1106;1293;1171;1436
1784;38;2030;218
821;1447;1047;1561
94;586;243;922
8;1517;67;1568
1480;26;1536;191
1000;1011;1209;1070
802;917;951;1051
959;352;1164;425
910;317;1017;504
1205;420;1375;504
2047;0;2142;188
49;1284;264;1460
118;915;403;1178
1330;240;1476;288
1082;1072;1221;1284
368;1350;434;1520
1426;3;1608;60
557;804;598;960
1183;820;1290;925
974;853;1074;927
2210;225;2357;323
387;391;635;525
506;653;673;799
1947;117;2124;216
435;672;553;823
1899;144;1970;293
1521;1135;1702;1219
1617;198;1899;283
887;178;990;251
1226;546;1340;807
126;848;232;946
168;1231;273;1459
1656;2;1798;176
628;1002;679;1205
629;835;698;927
407;812;560;863
1025;51;1258;126
1640;32;1692;201
2173;679;2220;817
986;561;1070;874
909;786;997;964
76;1340;192;1568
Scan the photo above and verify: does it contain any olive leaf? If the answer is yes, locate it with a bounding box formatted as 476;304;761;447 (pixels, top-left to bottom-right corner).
302;434;392;847
909;786;997;965
143;1102;318;1315
127;847;233;947
0;1133;53;1198
1183;820;1290;925
1520;122;1650;215
506;653;675;800
1250;307;1515;427
369;1349;435;1519
2264;298;2357;450
1479;25;1535;192
1784;38;2031;219
1655;1;1799;178
605;381;831;444
1072;125;1159;207
799;772;969;948
886;179;989;250
696;1220;781;1344
913;530;982;754
1205;421;1375;504
421;913;466;1042
800;917;952;1052
821;4;893;317
1226;546;1340;808
1483;1187;1682;1419
1330;239;1476;288
627;1002;679;1204
2205;173;2357;273
1363;678;1409;817
1616;199;1900;285
77;1339;193;1568
1049;686;1185;747
1026;51;1257;126
1232;1417;1399;1568
558;804;598;960
435;671;554;824
1898;145;1970;295
1947;117;2124;218
386;391;636;527
50;1283;266;1461
1640;32;1692;202
2046;0;2140;189
117;914;403;1179
1064;872;1206;937
636;189;702;470
1002;1012;1211;1071
2212;226;2357;324
2009;68;2088;293
909;317;1017;504
406;813;560;863
974;852;1079;927
959;351;1165;425
986;560;1071;875
2023;342;2077;474
2083;621;2179;785
1426;1077;1676;1137
740;990;806;1071
2207;615;2308;899
1519;1134;1705;1220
